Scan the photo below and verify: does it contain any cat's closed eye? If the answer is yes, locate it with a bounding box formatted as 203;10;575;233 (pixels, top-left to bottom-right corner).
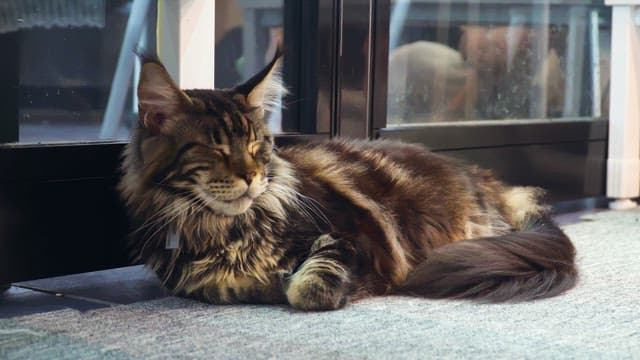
212;145;230;158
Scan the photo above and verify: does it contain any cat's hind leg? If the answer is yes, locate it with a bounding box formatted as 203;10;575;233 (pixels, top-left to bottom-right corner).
285;234;356;311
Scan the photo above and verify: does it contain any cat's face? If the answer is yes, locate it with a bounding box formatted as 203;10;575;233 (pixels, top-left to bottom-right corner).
134;53;284;216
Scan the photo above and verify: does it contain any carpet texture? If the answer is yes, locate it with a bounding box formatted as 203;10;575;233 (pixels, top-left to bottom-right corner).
1;210;639;359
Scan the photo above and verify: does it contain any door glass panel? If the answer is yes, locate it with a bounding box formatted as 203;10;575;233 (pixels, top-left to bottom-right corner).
216;0;284;133
1;0;149;144
387;0;612;125
0;0;286;145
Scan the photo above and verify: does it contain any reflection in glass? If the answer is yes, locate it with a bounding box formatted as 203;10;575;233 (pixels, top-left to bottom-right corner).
216;0;284;133
387;0;611;125
2;0;148;143
1;0;284;144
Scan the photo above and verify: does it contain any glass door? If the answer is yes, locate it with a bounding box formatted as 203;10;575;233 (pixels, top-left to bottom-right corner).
376;0;611;202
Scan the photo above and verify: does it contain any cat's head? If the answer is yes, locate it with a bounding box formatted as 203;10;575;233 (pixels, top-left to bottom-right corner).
131;52;285;216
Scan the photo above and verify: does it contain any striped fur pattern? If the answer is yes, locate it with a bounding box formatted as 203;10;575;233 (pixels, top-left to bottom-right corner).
119;53;577;310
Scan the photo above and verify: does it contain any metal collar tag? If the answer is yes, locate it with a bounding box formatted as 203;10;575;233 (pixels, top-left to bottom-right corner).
165;231;180;249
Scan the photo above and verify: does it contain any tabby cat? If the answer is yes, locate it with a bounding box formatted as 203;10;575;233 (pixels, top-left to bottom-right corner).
119;52;577;311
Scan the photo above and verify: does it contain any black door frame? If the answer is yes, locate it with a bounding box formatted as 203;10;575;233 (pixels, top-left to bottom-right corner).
0;1;332;284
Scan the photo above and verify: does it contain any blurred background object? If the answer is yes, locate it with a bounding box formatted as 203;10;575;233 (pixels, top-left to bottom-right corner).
0;0;105;33
388;41;476;123
386;0;611;125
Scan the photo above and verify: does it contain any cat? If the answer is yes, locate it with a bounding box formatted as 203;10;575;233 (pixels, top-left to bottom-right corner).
119;52;577;311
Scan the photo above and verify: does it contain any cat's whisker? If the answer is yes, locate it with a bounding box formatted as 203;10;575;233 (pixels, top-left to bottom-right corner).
154;205;190;231
281;97;306;107
290;189;332;230
134;205;179;236
300;194;330;223
133;190;195;235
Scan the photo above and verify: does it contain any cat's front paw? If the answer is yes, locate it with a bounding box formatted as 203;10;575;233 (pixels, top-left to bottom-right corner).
310;233;340;253
285;233;355;311
285;270;349;311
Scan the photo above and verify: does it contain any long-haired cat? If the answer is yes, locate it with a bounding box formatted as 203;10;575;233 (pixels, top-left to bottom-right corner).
119;52;577;310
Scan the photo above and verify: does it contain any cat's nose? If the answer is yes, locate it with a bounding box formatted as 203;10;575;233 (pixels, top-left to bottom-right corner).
240;171;257;185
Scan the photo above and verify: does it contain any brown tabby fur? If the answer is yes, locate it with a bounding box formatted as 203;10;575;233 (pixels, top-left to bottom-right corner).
119;52;577;310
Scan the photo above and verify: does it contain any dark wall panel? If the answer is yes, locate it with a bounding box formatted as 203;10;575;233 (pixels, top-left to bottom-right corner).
378;120;608;202
0;177;130;284
378;120;608;150
438;141;606;202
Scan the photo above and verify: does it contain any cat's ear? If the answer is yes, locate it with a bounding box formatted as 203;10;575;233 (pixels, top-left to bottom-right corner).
137;57;191;133
235;49;287;116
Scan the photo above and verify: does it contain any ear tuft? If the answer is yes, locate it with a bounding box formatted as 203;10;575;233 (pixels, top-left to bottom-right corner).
137;58;189;133
236;50;288;113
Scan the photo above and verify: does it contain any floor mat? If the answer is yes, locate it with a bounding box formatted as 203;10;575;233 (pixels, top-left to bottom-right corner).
1;209;639;359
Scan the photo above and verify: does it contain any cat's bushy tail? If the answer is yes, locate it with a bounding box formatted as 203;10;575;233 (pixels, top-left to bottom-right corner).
397;216;577;302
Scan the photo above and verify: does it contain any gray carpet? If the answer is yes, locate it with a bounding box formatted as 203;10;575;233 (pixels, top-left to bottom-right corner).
1;209;639;359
